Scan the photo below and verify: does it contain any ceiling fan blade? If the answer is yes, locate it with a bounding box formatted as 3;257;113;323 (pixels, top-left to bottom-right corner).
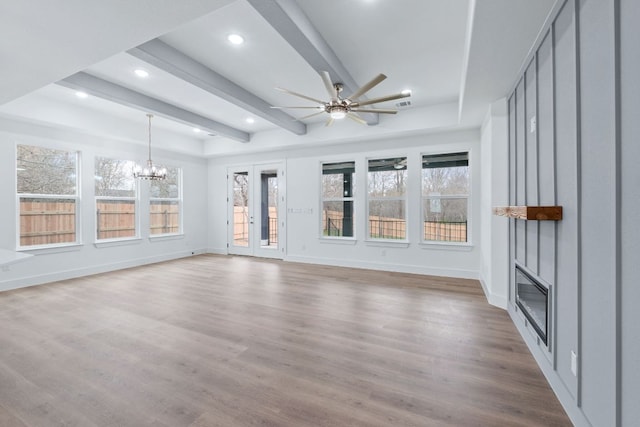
320;71;338;101
352;92;410;107
347;73;386;100
350;108;398;114
270;106;324;109
297;111;326;121
325;117;335;127
346;113;367;125
276;87;325;104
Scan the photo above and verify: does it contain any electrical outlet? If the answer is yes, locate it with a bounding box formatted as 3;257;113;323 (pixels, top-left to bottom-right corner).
571;350;578;376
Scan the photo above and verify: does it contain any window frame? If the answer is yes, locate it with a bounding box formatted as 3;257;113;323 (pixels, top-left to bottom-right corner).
94;157;139;243
420;150;471;246
320;160;356;240
149;165;183;238
16;143;81;251
366;156;409;242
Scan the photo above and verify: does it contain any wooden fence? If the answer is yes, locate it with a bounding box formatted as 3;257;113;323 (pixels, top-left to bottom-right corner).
20;199;76;246
324;209;467;242
233;206;278;246
149;202;180;236
19;200;179;246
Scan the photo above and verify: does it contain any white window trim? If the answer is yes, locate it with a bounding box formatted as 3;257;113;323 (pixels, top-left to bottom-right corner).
94;238;143;248
149;167;183;237
149;233;185;242
319;236;357;245
16;145;82;250
420;150;472;246
17;242;83;254
366;156;408;242
319;160;356;240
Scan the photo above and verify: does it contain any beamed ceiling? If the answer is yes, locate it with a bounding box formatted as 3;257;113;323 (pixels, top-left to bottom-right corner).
0;0;557;157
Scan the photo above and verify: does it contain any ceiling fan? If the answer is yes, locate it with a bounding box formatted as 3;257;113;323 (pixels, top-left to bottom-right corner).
272;71;411;126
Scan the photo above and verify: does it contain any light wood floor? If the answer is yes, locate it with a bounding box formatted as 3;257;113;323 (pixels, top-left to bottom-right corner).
0;255;571;427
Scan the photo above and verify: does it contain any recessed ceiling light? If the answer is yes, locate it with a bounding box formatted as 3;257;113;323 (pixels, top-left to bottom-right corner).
193;128;201;133
227;34;244;45
75;91;88;99
134;69;149;78
245;117;255;124
401;89;412;95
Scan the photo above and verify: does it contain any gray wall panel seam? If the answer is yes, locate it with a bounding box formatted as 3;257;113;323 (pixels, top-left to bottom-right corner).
572;0;583;407
550;21;559;372
613;0;622;425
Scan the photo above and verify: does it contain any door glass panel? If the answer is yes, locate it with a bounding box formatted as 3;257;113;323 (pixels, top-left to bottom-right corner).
260;171;278;248
233;172;249;247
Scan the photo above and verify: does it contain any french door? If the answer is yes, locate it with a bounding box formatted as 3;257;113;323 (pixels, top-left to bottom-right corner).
227;163;285;258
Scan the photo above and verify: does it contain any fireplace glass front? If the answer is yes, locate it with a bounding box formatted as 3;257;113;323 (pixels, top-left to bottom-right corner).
515;265;548;345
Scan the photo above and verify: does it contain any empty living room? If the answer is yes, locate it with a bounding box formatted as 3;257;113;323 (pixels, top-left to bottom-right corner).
0;1;637;426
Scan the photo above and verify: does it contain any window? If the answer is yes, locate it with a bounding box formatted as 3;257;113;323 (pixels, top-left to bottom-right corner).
321;161;355;237
367;157;407;240
232;171;249;247
422;152;469;243
17;144;79;248
95;157;137;241
149;165;181;235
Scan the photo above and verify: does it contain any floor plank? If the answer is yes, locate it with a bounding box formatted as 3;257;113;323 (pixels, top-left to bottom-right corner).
0;255;571;426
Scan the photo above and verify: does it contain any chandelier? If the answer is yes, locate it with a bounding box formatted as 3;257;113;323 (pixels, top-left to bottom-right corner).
133;114;166;180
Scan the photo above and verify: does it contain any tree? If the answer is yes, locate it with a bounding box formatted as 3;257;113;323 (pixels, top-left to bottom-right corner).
95;158;135;197
17;145;76;195
422;165;469;222
149;165;179;198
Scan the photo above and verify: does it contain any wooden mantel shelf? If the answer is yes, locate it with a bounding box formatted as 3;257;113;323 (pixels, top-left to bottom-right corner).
493;206;563;221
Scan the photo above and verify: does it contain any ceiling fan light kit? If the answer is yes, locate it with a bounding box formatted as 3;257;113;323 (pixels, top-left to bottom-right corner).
273;71;411;126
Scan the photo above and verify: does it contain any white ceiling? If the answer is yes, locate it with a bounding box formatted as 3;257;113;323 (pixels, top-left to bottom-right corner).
0;0;557;157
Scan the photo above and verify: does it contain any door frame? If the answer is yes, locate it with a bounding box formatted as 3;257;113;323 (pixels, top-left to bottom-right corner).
227;163;285;259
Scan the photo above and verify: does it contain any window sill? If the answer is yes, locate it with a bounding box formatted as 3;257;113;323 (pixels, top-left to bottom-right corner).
419;241;474;251
149;233;184;242
319;237;357;245
94;238;142;248
17;243;83;255
365;239;410;248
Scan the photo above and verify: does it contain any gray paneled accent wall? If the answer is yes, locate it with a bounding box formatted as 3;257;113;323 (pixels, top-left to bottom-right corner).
619;1;639;425
505;0;637;425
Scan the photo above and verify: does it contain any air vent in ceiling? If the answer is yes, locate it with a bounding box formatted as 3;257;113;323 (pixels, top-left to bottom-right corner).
395;100;412;108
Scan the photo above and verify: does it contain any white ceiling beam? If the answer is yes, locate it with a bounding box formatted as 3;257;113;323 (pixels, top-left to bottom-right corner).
57;72;250;142
128;39;306;135
246;0;379;125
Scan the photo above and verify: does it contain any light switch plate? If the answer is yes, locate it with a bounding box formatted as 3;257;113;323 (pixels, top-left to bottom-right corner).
571;350;577;376
530;116;537;133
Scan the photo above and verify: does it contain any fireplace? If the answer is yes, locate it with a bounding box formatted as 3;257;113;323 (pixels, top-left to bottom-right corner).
515;265;548;345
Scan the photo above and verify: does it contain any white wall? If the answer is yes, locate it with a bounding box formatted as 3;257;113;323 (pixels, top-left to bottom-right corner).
209;129;482;279
0;117;209;291
479;99;509;308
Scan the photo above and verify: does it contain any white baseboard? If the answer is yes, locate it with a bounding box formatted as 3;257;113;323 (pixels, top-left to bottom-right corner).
508;307;591;427
285;254;479;280
479;277;508;309
0;249;207;292
206;247;228;255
